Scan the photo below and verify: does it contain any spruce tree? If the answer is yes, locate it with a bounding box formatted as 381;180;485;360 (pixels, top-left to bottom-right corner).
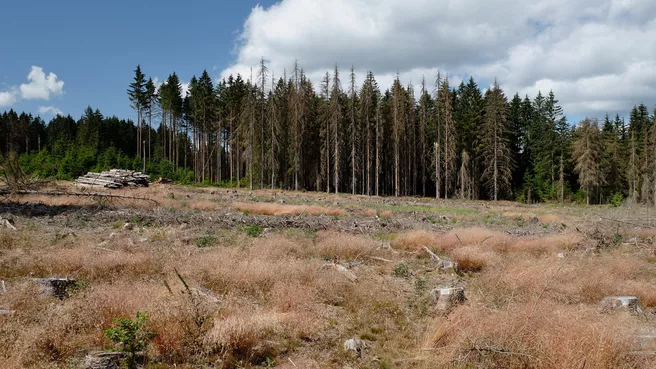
127;65;146;159
481;80;512;200
573;118;604;205
330;66;342;194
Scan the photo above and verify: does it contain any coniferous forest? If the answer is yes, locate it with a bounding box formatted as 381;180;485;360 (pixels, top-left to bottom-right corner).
2;62;655;205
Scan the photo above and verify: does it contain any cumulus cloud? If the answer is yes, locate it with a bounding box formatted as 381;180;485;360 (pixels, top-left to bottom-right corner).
38;106;63;116
223;0;656;118
0;88;18;107
20;66;65;100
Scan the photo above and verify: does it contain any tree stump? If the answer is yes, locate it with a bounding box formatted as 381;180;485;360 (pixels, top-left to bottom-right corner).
431;287;466;313
343;338;366;357
601;296;642;314
80;351;123;369
34;278;77;299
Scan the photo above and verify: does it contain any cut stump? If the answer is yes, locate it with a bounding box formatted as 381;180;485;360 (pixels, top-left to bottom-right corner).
431;287;466;313
601;296;642;314
80;351;123;369
34;278;77;299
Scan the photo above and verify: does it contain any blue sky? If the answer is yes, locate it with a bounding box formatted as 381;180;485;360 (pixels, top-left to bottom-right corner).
1;0;275;121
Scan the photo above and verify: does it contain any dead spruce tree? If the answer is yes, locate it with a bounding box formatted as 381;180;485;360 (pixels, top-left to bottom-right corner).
481;80;512;201
330;65;342;194
419;77;430;197
573;118;605;205
348;67;358;194
391;76;406;197
438;74;456;199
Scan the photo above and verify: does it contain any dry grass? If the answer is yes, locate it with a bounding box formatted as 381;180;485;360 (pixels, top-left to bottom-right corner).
313;231;379;260
233;202;345;216
427;302;642;369
1;189;654;368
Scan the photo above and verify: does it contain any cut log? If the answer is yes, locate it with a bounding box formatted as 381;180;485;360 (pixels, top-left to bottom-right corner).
75;169;150;189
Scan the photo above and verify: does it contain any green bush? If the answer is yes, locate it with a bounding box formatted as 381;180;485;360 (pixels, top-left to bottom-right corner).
610;192;624;207
244;225;263;237
196;235;217;248
104;312;156;369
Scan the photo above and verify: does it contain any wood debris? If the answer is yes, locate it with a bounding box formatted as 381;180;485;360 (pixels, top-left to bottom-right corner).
75;169;150;189
0;216;16;230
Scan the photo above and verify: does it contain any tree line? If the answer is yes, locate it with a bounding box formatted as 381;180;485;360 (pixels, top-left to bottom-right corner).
2;60;655;204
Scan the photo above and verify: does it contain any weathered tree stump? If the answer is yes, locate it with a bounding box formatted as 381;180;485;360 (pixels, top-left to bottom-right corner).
80;351;123;369
601;296;642;314
343;338;366;357
431;287;466;313
34;278;77;299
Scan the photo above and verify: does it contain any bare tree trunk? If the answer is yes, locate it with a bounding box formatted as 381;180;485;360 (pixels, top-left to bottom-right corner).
493;124;498;201
375;105;380;197
435;142;439;199
559;155;564;204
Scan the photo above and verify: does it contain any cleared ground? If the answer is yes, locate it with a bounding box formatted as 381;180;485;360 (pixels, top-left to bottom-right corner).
1;183;655;368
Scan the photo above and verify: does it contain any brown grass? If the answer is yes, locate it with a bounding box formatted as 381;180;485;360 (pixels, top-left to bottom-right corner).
313;231;379;259
427;302;641;369
233;202;345;216
2;191;654;368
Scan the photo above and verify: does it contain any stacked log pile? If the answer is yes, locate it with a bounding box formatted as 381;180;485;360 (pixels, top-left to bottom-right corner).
75;169;150;189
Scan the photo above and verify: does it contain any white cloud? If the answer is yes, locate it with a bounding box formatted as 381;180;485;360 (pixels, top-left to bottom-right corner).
38;106;63;116
20;66;64;100
0;88;18;107
223;0;656;118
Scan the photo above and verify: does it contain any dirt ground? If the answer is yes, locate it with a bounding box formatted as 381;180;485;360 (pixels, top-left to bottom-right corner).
1;183;655;368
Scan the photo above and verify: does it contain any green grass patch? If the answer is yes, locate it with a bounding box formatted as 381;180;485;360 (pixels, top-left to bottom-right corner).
243;225;263;237
196;235;217;248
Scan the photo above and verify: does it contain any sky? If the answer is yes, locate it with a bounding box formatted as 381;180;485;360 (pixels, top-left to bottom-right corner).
2;0;656;123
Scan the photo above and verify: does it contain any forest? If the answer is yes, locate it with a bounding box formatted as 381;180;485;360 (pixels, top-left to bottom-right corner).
1;62;654;204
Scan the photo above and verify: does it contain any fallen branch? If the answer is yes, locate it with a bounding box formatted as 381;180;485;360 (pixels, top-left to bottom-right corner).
0;190;157;204
368;256;393;263
469;345;534;358
0;217;16;230
423;246;443;262
322;263;358;282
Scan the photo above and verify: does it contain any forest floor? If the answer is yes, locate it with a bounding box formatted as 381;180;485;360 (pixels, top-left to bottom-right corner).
1;183;655;368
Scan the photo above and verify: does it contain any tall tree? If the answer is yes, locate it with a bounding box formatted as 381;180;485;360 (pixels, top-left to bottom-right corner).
438;74;456;199
348;67;358;194
127;65;146;159
391;76;405;197
330;65;342;194
481;80;512;200
144;78;157;160
573;118;604;205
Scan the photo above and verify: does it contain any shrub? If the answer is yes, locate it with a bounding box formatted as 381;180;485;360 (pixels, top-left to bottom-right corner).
393;263;411;278
610;192;623;207
196;235;217;248
104;312;156;369
244;226;263;237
